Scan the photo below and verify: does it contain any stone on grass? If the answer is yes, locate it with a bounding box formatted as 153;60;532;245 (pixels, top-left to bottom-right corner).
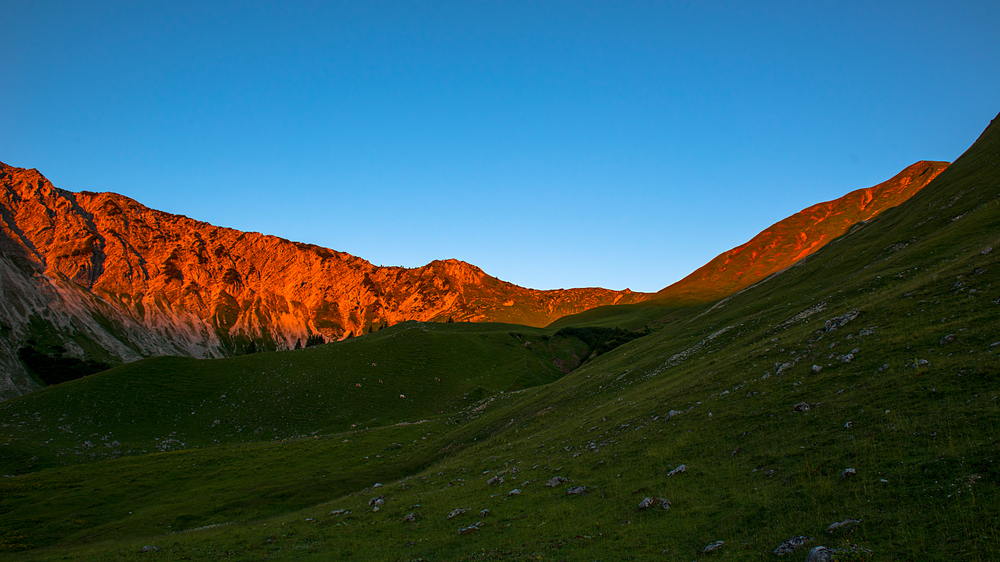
793;402;811;412
404;512;417;522
458;523;480;535
141;545;159;553
446;508;468;519
772;536;813;555
545;476;568;487
479;509;491;517
666;464;686;476
827;518;861;533
702;540;724;554
508;488;521;496
566;486;587;495
805;546;835;562
811;365;822;373
638;497;671;509
841;468;856;479
487;475;503;486
939;334;956;345
825;310;858;332
329;509;350;516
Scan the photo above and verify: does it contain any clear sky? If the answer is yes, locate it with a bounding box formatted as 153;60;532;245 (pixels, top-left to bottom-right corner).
3;1;998;292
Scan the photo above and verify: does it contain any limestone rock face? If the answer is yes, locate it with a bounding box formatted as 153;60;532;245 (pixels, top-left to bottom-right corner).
0;161;648;399
655;161;949;303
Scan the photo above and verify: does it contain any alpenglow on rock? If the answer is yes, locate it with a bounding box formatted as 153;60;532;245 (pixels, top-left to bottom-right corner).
0;160;648;399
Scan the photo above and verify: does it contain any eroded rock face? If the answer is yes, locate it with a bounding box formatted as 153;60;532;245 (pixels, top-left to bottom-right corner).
0;161;649;399
654;161;949;303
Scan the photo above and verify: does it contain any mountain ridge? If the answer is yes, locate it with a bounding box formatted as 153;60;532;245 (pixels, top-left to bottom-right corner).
0;158;946;400
0;162;648;398
654;160;949;302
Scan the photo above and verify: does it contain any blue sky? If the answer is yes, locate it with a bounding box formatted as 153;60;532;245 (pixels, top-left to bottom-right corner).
3;1;998;292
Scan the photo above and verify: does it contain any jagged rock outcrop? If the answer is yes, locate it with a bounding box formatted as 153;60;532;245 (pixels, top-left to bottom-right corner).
654;161;949;303
0;161;648;398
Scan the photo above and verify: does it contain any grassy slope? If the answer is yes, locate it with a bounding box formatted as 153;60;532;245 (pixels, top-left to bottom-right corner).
0;321;607;475
1;114;998;560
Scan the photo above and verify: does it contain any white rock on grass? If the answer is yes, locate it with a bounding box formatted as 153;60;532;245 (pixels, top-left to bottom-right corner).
827;518;861;532
805;546;835;562
446;508;468;519
702;540;724;553
772;536;813;555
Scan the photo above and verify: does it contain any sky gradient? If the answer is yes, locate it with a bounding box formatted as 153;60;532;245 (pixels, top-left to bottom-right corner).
3;1;999;292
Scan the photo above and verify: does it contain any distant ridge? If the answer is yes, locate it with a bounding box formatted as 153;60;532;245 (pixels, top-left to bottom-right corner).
654;160;949;302
0;163;646;398
0;158;944;400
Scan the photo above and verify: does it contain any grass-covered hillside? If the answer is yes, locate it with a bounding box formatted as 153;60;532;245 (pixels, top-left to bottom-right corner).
1;113;998;561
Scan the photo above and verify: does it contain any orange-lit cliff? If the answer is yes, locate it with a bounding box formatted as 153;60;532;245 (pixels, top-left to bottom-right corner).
654;161;949;303
0;161;649;396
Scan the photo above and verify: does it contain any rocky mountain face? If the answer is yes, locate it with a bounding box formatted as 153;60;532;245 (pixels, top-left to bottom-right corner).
0;161;649;399
654;160;949;303
0;159;946;400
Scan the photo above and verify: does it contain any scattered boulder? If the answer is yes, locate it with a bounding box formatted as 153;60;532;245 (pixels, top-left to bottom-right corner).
446;508;468;519
827;518;861;533
939;334;956;345
372;482;384;488
141;545;159;553
840;353;854;363
508;488;521;496
566;486;588;495
702;540;724;554
841;468;856;479
825;310;859;332
329;509;350;516
458;523;480;535
667;409;683;418
793;402;811;412
805;546;835;562
637;497;671;509
773;536;813;555
765;469;778;478
666;464;687;476
479;509;491;517
368;496;384;507
811;365;822;373
487;475;503;486
404;512;417;522
545;476;568;487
